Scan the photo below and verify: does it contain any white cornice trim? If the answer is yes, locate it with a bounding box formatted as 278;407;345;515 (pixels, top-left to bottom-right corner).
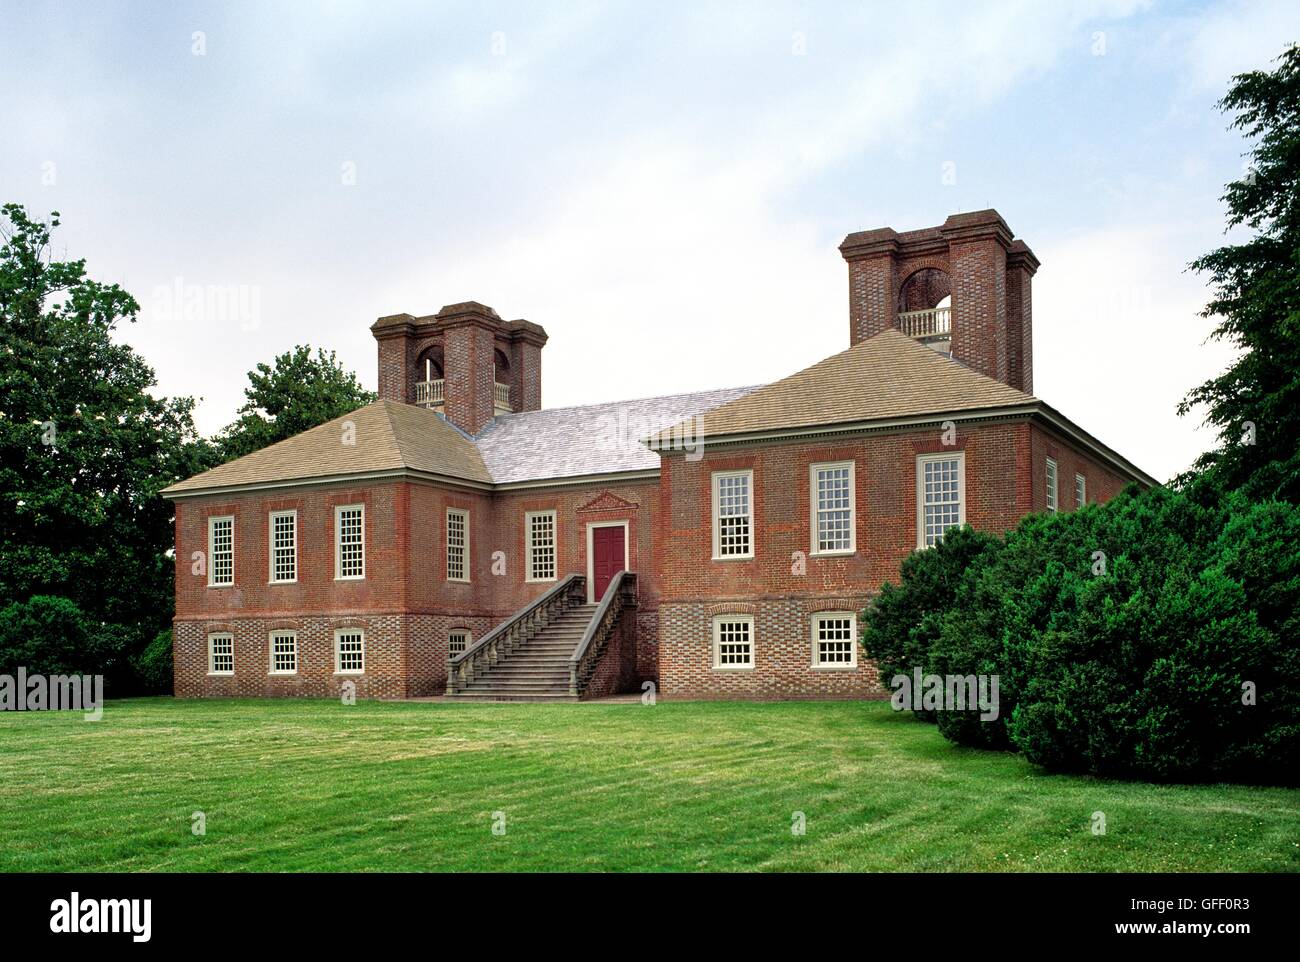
162;406;1157;500
162;467;663;501
650;403;1158;488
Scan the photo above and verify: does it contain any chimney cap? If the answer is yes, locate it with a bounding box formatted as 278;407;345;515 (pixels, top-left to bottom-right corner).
838;226;899;259
1008;238;1041;273
939;208;1013;246
436;301;502;320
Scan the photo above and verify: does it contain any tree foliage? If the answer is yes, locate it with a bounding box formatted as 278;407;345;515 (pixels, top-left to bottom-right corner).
864;490;1300;784
0;205;214;658
217;345;374;461
1179;44;1300;502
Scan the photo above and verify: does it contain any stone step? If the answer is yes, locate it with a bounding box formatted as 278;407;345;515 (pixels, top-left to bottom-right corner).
446;694;579;703
463;675;570;687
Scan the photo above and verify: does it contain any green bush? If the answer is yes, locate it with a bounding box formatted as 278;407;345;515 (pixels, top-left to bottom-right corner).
860;525;1000;720
130;629;174;695
0;595;124;678
866;486;1300;784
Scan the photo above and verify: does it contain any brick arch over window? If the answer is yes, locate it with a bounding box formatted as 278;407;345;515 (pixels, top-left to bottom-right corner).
898;267;952;312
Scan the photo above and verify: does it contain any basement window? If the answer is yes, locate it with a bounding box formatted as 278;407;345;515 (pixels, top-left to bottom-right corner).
448;629;471;658
207;632;234;675
334;629;365;674
269;631;298;675
811;613;857;668
712;615;754;669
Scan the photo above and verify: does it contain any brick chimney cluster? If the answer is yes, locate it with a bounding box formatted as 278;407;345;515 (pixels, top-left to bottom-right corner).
371;301;547;435
839;209;1039;393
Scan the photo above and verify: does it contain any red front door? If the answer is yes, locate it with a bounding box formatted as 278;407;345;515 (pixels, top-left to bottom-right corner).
591;526;627;601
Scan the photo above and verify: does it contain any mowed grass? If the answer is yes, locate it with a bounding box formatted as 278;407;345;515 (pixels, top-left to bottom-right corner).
0;698;1296;872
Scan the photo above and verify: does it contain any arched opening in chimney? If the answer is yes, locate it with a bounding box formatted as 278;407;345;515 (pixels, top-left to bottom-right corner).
415;345;445;408
493;348;513;412
897;267;952;351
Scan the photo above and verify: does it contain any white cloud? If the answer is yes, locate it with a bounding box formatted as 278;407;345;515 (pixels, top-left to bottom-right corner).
1181;0;1299;92
1034;224;1239;482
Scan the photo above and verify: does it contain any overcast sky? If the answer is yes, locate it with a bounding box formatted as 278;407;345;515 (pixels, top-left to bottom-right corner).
4;0;1297;483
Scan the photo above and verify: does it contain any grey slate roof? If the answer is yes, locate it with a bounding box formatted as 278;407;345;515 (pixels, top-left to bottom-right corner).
475;386;757;484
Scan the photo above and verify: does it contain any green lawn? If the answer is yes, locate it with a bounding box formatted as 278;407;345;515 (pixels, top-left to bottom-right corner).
0;697;1296;872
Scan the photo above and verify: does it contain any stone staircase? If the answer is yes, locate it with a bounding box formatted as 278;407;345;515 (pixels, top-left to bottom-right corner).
447;603;599;702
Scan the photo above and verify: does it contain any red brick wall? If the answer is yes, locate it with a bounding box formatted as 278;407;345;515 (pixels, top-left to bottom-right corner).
1028;423;1131;512
172;475;667;697
171;416;1136;701
948;235;1008;384
654;417;1131;699
174;481;409;620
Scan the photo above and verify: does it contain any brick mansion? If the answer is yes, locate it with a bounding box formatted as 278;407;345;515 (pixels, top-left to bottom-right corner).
162;210;1154;701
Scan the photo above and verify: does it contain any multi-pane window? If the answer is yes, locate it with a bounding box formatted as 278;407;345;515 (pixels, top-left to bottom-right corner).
812;613;857;668
526;511;557;582
334;629;364;674
208;516;234;586
336;505;364;579
712;615;754;668
269;510;297;583
447;508;469;582
208;632;234;675
1075;473;1086;509
917;453;964;548
1046;458;1058;512
712;470;753;558
269;631;297;674
811;461;855;554
448;629;470;658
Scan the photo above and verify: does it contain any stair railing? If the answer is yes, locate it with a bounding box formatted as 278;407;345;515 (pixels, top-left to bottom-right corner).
569;571;637;697
447;574;586;695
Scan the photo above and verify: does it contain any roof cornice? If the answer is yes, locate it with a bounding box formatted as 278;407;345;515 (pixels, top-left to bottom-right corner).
161;467;663;501
649;402;1158;488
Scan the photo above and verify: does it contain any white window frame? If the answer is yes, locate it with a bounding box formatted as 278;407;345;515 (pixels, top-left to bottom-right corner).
916;452;965;549
525;510;557;583
1046;457;1058;512
811;612;858;669
207;632;234;675
268;510;298;584
207;515;234;587
333;628;365;675
712;469;754;560
1075;472;1086;508
268;630;298;675
810;461;856;556
446;507;470;583
448;628;471;658
335;504;365;580
711;614;755;670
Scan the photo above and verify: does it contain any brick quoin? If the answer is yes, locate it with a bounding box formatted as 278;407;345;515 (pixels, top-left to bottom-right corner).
168;209;1148;702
